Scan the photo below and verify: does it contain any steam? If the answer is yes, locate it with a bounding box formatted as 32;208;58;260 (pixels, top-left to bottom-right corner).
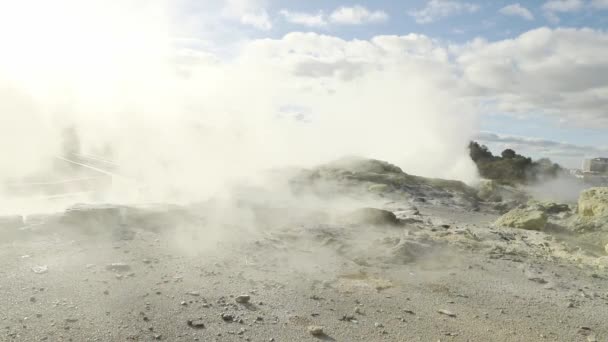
0;0;479;213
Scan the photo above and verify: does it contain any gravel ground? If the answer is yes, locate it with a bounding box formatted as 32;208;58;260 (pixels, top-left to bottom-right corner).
1;201;607;342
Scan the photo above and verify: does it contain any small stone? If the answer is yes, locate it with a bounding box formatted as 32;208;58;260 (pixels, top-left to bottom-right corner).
528;277;548;284
438;309;456;317
105;263;131;272
235;295;250;304
187;320;205;329
154;334;162;340
221;313;234;322
308;326;324;336
31;266;48;274
340;315;356;322
374;322;384;328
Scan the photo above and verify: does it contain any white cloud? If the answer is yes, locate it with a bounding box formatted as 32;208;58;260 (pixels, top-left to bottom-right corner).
542;0;583;23
476;132;608;168
591;0;608;8
542;0;584;12
279;9;327;27
279;5;388;27
457;27;608;127
409;0;479;24
223;0;272;30
499;3;534;20
329;5;388;25
477;132;607;156
240;11;272;30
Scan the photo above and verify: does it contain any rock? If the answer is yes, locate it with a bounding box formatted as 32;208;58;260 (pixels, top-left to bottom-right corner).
528;277;548;284
221;313;234;322
578;188;608;218
31;265;48;274
235;295;250;304
438;309;456;317
348;208;400;226
105;263;131;272
187;319;205;329
540;202;570;214
308;326;324;336
494;207;547;230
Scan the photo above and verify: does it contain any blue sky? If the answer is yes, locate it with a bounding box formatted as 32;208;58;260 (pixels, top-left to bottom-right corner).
179;0;608;168
249;0;608;42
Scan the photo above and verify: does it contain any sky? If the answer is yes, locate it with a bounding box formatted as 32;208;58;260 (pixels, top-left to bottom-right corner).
170;0;608;169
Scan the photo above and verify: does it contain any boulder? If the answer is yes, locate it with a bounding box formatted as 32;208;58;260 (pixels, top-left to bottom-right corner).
578;187;608;218
494;207;548;230
348;208;400;226
539;202;571;214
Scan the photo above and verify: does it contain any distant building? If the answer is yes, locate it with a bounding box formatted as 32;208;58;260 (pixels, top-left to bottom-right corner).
582;158;608;174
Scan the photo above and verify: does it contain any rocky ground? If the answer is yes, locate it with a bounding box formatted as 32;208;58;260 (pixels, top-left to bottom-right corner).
1;158;608;342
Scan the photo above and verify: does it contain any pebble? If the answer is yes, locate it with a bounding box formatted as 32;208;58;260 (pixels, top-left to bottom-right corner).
308;326;324;336
221;313;235;322
105;263;131;272
438;309;457;317
187;320;205;329
528;277;548;284
235;295;251;304
31;266;48;274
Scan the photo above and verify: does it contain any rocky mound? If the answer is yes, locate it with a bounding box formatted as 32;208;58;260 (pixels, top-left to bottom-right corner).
494;187;608;255
291;157;480;210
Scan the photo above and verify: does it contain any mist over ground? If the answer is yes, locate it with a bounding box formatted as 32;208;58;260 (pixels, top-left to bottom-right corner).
0;0;480;215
